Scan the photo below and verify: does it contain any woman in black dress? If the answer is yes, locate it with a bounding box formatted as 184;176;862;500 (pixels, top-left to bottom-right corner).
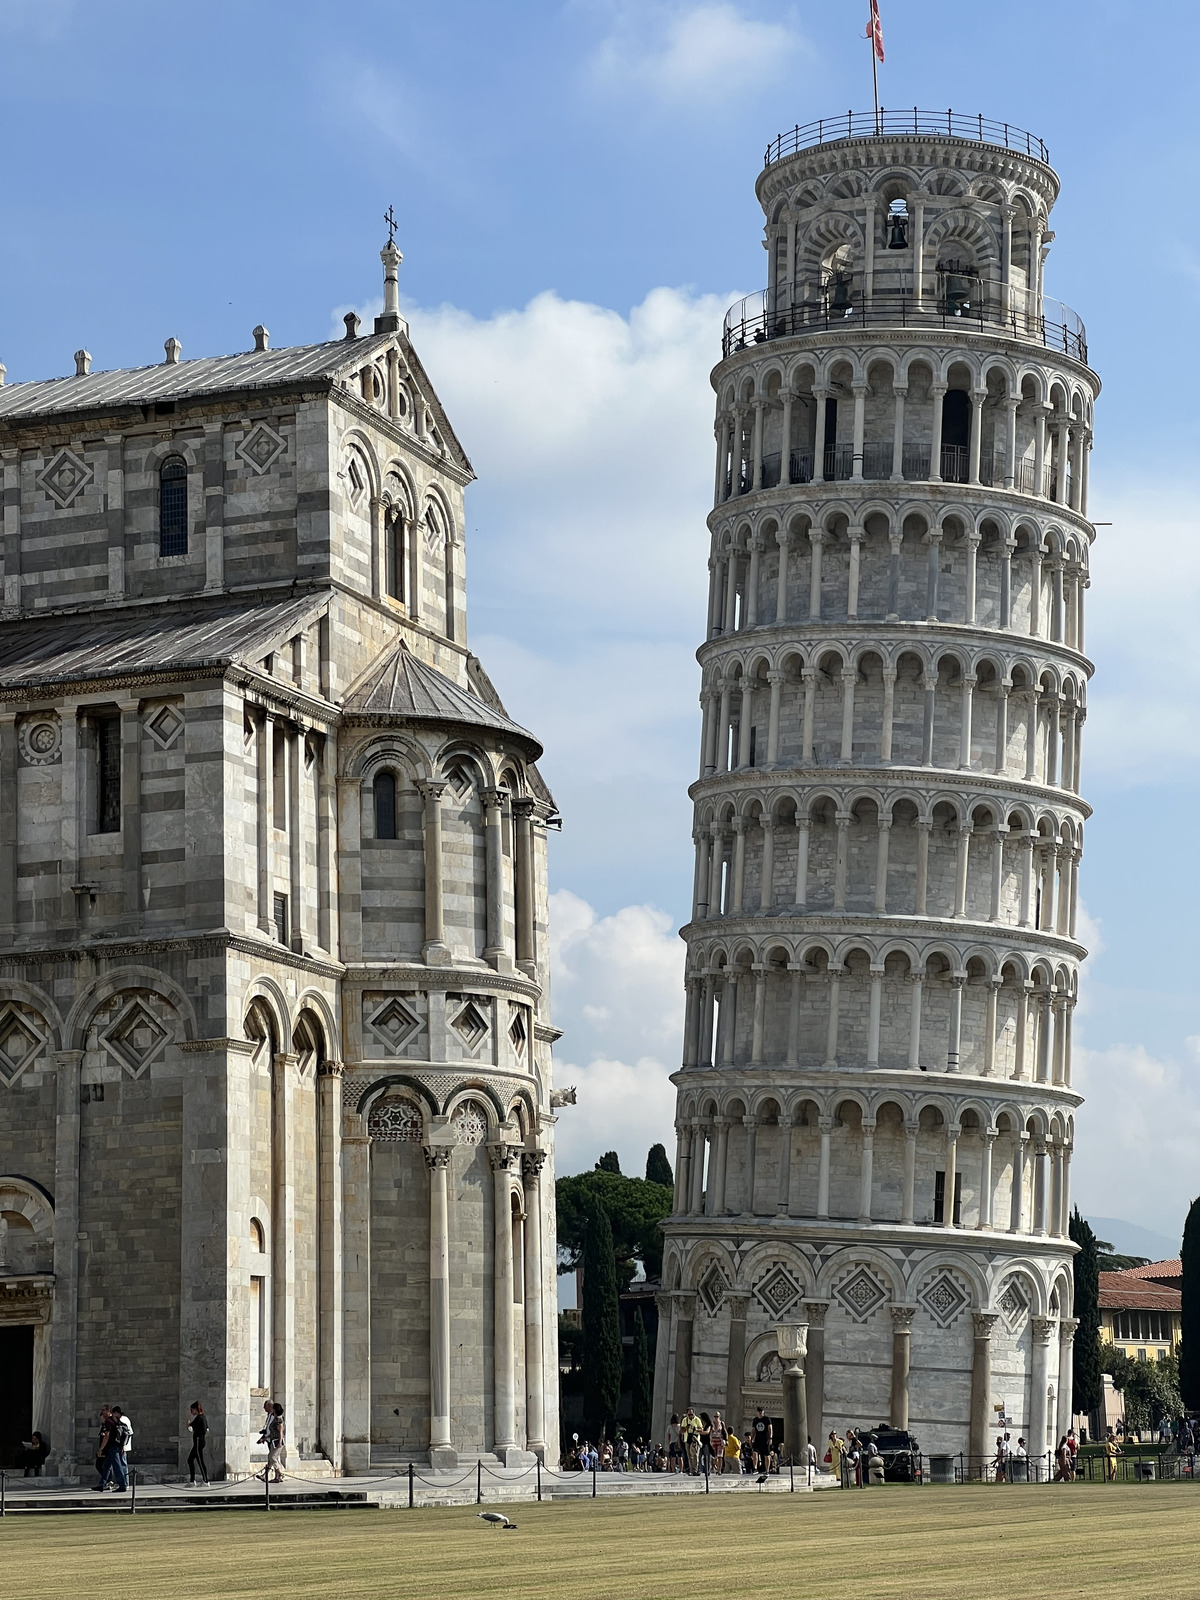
187;1401;209;1484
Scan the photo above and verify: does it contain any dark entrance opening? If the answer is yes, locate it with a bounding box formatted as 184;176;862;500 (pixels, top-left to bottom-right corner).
0;1325;34;1468
940;390;971;483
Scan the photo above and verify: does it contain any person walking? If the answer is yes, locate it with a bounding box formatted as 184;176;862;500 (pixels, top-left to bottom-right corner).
993;1434;1008;1483
666;1414;683;1474
260;1402;286;1482
827;1430;844;1481
1104;1431;1122;1482
106;1407;132;1493
681;1408;702;1476
709;1411;727;1474
751;1407;772;1470
804;1436;817;1485
187;1401;209;1485
91;1407;113;1490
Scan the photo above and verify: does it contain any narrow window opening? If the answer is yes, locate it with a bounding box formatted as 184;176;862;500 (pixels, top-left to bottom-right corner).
386;513;405;602
933;1169;945;1226
822;397;839;479
97;717;121;833
373;771;397;840
273;892;289;945
159;454;188;556
748;726;757;768
272;726;287;828
249;1276;267;1390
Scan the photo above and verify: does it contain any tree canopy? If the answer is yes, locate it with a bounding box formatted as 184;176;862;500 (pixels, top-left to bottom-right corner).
1070;1207;1103;1416
1101;1346;1183;1432
596;1151;621;1174
581;1201;622;1438
1182;1195;1200;1410
556;1165;673;1288
645;1143;674;1187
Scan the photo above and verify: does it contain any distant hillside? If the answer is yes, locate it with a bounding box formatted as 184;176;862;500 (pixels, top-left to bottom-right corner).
1087;1216;1179;1263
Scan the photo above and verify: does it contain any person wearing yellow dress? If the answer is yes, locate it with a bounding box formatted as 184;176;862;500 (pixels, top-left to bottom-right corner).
827;1430;845;1480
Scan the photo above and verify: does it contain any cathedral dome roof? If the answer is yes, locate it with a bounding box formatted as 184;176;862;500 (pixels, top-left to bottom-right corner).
343;640;541;754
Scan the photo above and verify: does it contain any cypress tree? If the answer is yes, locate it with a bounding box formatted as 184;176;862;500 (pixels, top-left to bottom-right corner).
1070;1206;1102;1417
645;1143;674;1188
630;1306;653;1440
596;1151;621;1174
1181;1196;1200;1411
581;1200;623;1438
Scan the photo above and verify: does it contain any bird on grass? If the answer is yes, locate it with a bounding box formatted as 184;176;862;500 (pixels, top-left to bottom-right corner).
478;1511;518;1530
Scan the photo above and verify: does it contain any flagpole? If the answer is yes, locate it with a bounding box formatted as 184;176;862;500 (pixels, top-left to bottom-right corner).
871;41;880;133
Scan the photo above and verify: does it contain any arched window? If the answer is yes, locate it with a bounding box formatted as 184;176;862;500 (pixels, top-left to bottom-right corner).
386;511;405;602
373;771;397;840
250;1218;266;1253
159;455;188;556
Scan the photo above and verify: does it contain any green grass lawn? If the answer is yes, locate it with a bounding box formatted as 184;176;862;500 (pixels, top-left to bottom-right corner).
5;1484;1199;1600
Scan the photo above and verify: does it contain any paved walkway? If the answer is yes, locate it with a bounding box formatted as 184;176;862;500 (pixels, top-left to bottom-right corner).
1;1466;835;1515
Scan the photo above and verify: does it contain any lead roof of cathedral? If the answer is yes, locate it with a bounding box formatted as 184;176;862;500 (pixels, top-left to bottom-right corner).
344;640;541;754
0;336;399;420
0;592;325;691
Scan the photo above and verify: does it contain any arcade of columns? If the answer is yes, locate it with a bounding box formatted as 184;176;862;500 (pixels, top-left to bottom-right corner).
658;117;1094;1462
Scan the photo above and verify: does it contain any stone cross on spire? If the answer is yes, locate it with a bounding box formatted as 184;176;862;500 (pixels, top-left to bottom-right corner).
375;206;405;334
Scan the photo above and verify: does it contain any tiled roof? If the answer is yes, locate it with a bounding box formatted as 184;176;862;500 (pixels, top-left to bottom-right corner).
0;593;325;691
0;335;394;421
1116;1259;1182;1285
343;640;540;751
1098;1271;1181;1312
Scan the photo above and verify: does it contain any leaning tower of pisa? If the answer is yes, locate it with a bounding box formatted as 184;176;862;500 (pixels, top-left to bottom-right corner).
655;111;1096;1471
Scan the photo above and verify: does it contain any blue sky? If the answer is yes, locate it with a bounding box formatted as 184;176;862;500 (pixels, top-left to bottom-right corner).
2;0;1198;1242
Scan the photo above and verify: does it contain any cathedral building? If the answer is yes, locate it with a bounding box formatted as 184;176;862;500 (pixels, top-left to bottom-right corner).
659;112;1094;1469
0;240;560;1477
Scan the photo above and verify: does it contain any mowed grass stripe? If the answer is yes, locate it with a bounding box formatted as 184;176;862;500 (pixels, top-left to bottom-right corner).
4;1486;1199;1600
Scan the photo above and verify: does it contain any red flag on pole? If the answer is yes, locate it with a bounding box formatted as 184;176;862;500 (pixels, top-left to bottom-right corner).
866;0;885;63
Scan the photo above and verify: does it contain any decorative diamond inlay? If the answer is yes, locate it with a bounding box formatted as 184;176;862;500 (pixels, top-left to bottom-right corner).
236;422;286;475
99;998;170;1079
346;455;366;506
445;767;472;802
697;1262;728;1317
753;1262;802;1319
366;996;422;1056
36;447;94;508
368;1098;423;1142
450;1000;489;1056
451;1099;488;1145
0;1008;45;1087
145;705;184;750
834;1266;888;1323
918;1271;970;1328
508;1009;527;1054
997;1278;1030;1335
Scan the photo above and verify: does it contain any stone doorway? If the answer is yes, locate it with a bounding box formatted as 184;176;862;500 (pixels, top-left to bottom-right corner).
0;1324;34;1467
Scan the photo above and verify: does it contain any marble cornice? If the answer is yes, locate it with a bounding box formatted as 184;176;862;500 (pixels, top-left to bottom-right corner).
687;762;1093;821
679;909;1086;962
670;1062;1084;1110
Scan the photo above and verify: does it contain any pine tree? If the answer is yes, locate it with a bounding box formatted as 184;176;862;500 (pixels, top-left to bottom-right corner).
596;1151;621;1174
1069;1207;1102;1417
1181;1196;1200;1411
581;1200;623;1438
645;1143;673;1188
630;1305;653;1440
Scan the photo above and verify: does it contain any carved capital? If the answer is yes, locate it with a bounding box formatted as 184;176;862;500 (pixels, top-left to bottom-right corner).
1032;1316;1056;1345
521;1151;547;1180
890;1306;916;1331
726;1294;750;1321
801;1299;828;1328
973;1312;999;1340
423;1146;452;1171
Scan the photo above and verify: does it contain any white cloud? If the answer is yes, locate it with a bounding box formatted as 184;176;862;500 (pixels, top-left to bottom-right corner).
548;890;684;1177
1081;484;1200;780
1072;1037;1200;1242
589;3;804;103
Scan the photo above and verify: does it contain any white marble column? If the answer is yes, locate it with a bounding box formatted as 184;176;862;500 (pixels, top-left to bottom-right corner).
491;1144;520;1460
426;1146;455;1465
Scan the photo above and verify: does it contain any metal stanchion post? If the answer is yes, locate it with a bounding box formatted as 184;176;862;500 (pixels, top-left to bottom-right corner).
476;1461;482;1505
131;1467;137;1513
789;1458;794;1493
704;1447;709;1494
592;1463;597;1499
265;1467;270;1512
537;1458;542;1502
408;1462;414;1509
1;1469;6;1516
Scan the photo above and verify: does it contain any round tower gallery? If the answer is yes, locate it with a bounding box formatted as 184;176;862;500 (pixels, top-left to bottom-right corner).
657;112;1097;1471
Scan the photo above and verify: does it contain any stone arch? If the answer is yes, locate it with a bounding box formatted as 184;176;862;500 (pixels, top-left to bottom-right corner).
67;967;196;1056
